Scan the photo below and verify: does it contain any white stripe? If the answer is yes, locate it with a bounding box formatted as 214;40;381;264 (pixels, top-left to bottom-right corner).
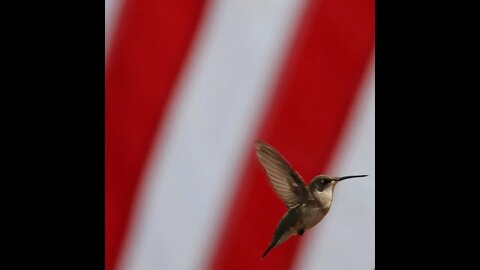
118;1;307;269
105;0;123;53
294;59;375;270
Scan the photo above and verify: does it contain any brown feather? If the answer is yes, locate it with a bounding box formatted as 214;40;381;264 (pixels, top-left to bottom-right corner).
255;140;309;208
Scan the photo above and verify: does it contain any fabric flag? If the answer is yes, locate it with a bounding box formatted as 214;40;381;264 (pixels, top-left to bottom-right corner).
106;0;375;269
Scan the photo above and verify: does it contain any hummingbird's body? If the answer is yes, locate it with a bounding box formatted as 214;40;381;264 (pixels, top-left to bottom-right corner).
255;140;367;258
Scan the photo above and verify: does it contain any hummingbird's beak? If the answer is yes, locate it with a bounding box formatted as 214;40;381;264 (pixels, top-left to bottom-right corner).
336;175;368;182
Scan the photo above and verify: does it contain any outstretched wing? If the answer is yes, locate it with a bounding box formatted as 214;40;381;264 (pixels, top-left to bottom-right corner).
255;140;309;208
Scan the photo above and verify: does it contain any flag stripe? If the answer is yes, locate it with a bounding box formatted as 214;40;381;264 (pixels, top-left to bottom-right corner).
294;61;375;270
117;1;307;269
105;1;208;269
105;0;123;52
207;0;374;269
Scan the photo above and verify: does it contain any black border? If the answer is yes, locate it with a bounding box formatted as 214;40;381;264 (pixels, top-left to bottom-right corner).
6;1;105;268
375;0;468;268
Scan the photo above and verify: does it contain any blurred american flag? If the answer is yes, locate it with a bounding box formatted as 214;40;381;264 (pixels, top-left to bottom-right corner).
105;0;375;269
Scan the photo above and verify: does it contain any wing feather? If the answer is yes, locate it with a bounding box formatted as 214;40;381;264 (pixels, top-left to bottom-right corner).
255;140;309;208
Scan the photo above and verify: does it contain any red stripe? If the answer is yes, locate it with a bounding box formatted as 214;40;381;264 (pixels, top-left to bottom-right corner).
207;0;374;269
105;1;208;269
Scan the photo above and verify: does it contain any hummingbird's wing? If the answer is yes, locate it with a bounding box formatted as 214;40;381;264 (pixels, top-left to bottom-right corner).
255;140;309;208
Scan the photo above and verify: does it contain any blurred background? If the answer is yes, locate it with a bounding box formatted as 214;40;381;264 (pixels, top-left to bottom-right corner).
106;0;374;270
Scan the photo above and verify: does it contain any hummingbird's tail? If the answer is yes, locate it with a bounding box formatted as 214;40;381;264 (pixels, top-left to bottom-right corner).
262;241;276;258
262;233;283;258
262;207;299;258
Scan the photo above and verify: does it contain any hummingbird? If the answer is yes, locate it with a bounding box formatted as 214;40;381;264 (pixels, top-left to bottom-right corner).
255;140;367;258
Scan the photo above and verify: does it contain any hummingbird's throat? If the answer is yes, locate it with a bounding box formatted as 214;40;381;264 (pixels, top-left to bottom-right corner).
313;188;333;208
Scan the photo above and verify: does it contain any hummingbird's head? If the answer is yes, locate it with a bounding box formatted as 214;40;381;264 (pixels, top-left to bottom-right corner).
310;174;368;192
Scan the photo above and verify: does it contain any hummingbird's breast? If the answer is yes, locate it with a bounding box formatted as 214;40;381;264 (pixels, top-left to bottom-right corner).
298;190;334;229
299;202;329;229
